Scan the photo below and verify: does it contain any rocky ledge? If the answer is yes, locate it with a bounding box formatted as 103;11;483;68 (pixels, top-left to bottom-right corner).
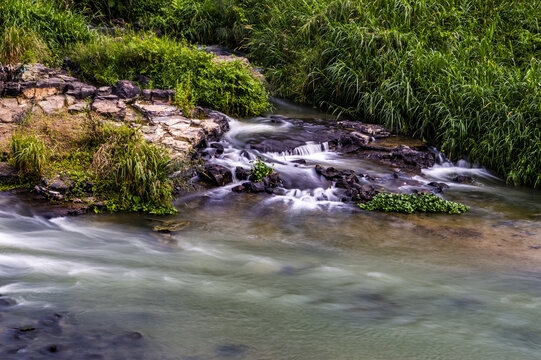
0;63;230;214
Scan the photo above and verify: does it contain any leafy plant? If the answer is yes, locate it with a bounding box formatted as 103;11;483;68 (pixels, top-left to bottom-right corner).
359;193;469;214
9;132;47;178
250;157;273;182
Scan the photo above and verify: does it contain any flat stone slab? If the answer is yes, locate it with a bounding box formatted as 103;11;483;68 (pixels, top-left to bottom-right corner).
92;97;126;119
0;98;31;123
38;95;68;115
133;101;181;119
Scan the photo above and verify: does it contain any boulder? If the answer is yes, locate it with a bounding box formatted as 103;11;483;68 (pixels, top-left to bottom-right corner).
64;82;96;99
199;164;233;186
0;162;19;184
151;89;175;103
428;181;450;193
112;80;141;100
133;101;181;118
235;167;250;180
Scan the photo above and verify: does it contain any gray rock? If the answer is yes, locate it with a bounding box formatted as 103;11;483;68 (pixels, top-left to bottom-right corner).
64;82;96;99
91;97;126;120
38;95;67;115
97;86;112;96
151;89;175;103
112;80;141;99
0;98;31;123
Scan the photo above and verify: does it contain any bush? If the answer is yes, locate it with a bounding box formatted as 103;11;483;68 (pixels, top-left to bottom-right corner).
69;33;269;116
359;193;469;214
0;26;49;64
10;132;47;178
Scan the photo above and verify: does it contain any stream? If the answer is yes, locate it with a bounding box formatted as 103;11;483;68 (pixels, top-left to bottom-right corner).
1;100;541;359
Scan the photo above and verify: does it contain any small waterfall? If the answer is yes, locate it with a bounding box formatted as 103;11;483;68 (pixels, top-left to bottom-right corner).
274;142;330;157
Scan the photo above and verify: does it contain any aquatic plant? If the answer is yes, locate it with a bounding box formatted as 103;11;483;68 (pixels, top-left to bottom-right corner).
359;193;469;214
250;157;273;182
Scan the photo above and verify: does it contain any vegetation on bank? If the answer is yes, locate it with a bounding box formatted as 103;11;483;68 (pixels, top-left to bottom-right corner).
359;193;469;214
69;33;268;117
6;112;176;214
66;0;541;188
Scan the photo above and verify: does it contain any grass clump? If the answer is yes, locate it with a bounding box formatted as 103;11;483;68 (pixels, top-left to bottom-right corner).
249;157;273;182
359;193;469;214
90;122;175;214
0;26;49;64
69;33;269;117
0;0;94;64
9;132;47;179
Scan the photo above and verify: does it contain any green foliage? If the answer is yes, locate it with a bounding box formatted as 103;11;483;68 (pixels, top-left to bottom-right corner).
0;0;94;62
117;0;541;188
9;132;47;178
250;157;273;182
69;33;269;117
359;193;469;214
0;26;49;64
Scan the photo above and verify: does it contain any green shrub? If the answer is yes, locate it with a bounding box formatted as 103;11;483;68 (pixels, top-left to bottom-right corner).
10;132;47;178
0;26;49;64
250;157;273;182
359;193;469;214
69;33;269;116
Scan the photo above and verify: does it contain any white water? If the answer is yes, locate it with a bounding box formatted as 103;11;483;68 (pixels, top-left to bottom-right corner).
1;104;541;359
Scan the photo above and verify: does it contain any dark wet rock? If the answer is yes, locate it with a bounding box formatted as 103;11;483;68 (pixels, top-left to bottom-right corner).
428;181;450;193
135;75;151;87
291;159;307;165
0;162;18;184
315;164;377;202
199;164;233;186
452;175;474;184
215;344;249;358
64;82;97;99
112;80;141;100
390;145;436;169
272;187;287;196
246;181;265;193
151;89;175;103
4;82;21;97
38;313;62;327
141;89;152;101
210;142;224;155
0;296;16;307
235;167;250;181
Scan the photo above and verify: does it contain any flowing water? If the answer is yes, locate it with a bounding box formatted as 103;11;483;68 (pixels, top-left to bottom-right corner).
1;100;541;359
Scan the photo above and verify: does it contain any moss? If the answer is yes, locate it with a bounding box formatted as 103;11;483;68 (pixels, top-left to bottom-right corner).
359;193;469;214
